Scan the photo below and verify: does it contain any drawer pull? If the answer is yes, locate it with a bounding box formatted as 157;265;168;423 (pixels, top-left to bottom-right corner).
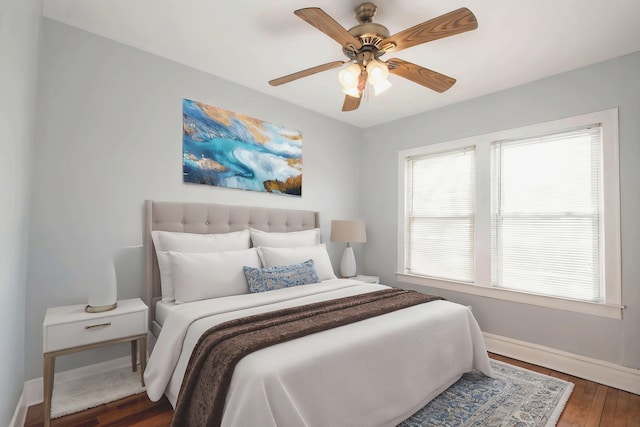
85;322;112;329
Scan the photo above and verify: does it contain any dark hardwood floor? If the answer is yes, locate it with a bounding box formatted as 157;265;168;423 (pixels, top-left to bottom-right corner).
25;354;639;426
489;354;640;427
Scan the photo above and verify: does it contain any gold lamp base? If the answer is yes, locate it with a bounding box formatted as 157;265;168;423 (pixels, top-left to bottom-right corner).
85;302;118;313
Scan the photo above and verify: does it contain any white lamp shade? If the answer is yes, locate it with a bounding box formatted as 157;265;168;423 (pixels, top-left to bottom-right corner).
330;220;367;243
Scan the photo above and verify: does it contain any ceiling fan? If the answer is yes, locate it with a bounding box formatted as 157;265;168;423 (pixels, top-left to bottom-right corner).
268;3;478;112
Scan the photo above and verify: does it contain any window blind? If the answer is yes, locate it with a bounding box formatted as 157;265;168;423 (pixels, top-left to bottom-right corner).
406;147;475;282
491;126;602;301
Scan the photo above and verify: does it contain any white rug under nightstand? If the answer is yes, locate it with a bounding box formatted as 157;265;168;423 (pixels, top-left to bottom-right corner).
51;365;146;419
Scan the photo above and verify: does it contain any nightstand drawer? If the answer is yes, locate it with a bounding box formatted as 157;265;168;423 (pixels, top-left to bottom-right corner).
44;309;146;353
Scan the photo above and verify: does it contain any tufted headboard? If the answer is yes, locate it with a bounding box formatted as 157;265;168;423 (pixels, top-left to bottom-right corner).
144;200;319;330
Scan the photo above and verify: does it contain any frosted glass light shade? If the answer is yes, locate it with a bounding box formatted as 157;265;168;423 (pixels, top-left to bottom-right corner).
366;59;389;84
86;259;118;313
373;79;392;96
366;59;391;96
338;63;362;89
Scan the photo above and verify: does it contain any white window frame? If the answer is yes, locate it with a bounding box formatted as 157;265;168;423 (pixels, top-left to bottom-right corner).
397;109;622;319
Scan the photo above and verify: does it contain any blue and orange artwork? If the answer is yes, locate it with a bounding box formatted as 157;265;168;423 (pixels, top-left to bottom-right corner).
182;99;302;196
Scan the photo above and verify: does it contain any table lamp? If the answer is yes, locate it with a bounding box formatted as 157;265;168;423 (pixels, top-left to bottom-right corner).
86;257;118;313
330;220;367;277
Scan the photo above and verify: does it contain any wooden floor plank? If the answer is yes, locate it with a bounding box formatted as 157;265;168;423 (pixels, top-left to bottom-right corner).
574;380;599;425
627;391;640;427
584;384;608;427
602;388;620;427
613;390;629;427
25;354;638;427
562;376;586;424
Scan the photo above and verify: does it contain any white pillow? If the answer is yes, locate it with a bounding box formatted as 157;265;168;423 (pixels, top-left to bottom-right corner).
258;244;336;281
249;228;320;248
168;248;261;303
152;229;251;302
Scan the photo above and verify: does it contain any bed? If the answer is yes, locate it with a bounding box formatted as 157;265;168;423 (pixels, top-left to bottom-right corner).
142;200;491;427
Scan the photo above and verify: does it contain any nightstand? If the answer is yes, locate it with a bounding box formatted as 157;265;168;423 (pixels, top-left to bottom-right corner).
353;274;380;284
42;298;148;427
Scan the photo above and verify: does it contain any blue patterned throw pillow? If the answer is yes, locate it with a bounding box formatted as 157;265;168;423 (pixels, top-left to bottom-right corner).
243;259;320;293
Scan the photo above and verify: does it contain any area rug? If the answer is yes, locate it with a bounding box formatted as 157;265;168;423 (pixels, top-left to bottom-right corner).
399;359;574;427
51;365;145;419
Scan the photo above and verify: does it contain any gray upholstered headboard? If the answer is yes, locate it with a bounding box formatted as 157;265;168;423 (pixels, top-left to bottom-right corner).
144;200;319;331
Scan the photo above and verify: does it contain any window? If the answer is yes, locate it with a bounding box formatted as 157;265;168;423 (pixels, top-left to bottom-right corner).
397;109;622;318
491;127;602;302
405;147;475;282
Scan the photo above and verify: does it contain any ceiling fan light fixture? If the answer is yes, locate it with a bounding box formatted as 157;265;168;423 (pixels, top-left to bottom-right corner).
372;78;392;96
366;59;388;85
338;63;362;89
366;59;391;95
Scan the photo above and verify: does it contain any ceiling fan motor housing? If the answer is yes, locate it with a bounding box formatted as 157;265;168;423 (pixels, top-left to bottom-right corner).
344;3;390;60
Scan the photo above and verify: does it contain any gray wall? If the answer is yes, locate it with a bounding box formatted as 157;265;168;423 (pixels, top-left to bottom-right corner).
0;0;41;423
361;52;640;369
25;19;364;380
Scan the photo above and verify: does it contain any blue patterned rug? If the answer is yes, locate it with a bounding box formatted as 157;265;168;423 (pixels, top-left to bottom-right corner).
399;359;574;427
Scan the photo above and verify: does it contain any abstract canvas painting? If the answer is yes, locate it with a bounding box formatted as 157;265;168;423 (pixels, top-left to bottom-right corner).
182;99;302;196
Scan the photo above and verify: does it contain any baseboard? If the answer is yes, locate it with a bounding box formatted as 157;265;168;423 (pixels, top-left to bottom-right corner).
484;332;640;395
9;386;28;427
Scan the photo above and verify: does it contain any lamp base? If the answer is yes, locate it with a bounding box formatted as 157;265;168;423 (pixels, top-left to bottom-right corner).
340;246;357;278
85;302;118;313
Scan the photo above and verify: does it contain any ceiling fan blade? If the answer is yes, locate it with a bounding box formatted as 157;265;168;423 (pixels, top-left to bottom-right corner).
269;61;346;86
294;8;362;52
381;7;477;53
386;58;456;93
342;95;361;112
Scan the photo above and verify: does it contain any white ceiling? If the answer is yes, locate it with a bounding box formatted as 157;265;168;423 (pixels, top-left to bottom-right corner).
43;0;640;128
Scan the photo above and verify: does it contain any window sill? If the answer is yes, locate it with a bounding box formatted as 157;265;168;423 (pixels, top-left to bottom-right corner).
396;273;624;320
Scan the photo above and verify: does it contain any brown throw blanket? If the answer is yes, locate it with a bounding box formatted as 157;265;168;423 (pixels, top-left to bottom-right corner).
172;288;443;427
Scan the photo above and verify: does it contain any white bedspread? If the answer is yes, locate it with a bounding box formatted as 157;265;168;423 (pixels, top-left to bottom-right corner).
144;279;491;427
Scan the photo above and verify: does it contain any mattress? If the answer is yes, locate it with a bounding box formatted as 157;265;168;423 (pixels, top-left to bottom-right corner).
155;300;178;327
